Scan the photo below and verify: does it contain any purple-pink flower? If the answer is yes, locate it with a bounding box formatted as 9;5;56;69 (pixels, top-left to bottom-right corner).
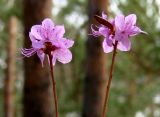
91;12;146;53
21;18;74;66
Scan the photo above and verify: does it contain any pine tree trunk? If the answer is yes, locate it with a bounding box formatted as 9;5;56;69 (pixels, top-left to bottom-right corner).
23;0;53;117
82;0;108;117
4;16;17;117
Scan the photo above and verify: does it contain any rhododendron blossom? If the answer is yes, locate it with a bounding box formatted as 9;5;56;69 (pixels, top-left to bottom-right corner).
91;13;147;117
21;18;74;66
91;12;146;53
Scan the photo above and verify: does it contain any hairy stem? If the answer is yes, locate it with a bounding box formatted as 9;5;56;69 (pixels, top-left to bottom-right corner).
102;41;118;117
48;54;59;117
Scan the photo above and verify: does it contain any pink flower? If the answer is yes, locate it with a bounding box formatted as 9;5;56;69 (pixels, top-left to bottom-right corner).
21;18;74;66
114;14;146;51
92;13;146;53
91;12;115;53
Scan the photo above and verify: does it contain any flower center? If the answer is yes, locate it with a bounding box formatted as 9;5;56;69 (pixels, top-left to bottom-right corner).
43;42;58;55
121;31;125;34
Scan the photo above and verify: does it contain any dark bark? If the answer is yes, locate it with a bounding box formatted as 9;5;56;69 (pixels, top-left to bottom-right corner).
23;0;53;117
82;0;108;117
4;16;17;117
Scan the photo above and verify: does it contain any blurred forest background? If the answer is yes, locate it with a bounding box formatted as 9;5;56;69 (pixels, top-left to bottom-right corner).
0;0;160;117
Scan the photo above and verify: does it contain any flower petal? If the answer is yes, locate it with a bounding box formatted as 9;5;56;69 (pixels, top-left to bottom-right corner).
102;12;107;19
117;38;131;51
53;25;65;38
30;25;44;40
115;14;125;31
99;27;109;37
129;26;146;36
41;19;55;39
115;27;130;41
29;33;44;49
52;52;57;66
62;38;74;48
55;49;72;64
91;24;101;36
124;14;137;31
102;38;113;53
42;18;54;30
37;50;45;67
125;14;137;26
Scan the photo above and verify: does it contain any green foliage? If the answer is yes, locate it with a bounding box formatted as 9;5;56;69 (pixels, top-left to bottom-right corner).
0;0;22;21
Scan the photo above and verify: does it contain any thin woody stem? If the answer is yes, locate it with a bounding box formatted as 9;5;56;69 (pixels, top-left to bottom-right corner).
102;41;118;117
48;53;59;117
